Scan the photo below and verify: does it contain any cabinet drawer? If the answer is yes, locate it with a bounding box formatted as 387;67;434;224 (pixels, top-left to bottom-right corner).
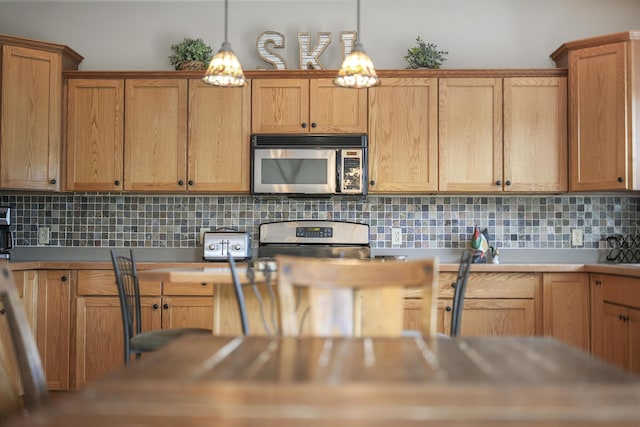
404;272;537;299
77;270;161;296
602;275;640;308
162;282;214;296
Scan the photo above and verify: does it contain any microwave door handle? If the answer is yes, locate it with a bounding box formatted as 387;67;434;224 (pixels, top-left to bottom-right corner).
336;149;342;193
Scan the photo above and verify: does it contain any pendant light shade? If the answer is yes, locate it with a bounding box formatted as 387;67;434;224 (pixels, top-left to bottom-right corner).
203;0;245;87
334;0;379;88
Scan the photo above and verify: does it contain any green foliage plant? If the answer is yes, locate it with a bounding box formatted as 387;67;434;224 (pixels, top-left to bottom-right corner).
168;37;214;70
404;36;448;69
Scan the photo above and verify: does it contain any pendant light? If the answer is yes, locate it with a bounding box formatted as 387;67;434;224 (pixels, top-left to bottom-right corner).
334;0;379;88
202;0;246;87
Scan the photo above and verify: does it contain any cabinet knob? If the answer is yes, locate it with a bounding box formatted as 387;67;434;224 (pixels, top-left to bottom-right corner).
311;122;317;128
618;177;624;183
50;179;57;185
0;309;5;315
178;180;184;186
188;180;194;186
595;280;602;286
163;303;169;309
445;306;452;312
114;180;120;186
153;304;159;309
301;123;307;128
451;282;456;288
370;180;376;186
505;180;512;186
201;283;208;287
495;180;502;186
61;275;67;282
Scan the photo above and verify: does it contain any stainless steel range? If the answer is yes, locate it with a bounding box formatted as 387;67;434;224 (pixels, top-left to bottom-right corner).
258;220;370;259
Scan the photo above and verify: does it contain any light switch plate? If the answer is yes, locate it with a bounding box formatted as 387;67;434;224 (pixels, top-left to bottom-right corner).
38;226;50;245
392;227;402;246
571;228;583;247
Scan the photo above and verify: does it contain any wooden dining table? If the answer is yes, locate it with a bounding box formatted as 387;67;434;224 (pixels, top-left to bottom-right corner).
6;334;640;426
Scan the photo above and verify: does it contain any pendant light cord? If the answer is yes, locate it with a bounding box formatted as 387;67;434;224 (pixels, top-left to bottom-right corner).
224;0;229;43
357;0;361;42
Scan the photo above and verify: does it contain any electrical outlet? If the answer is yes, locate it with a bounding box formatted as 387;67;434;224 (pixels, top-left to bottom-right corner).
391;227;402;246
199;227;211;245
571;228;583;247
37;226;50;245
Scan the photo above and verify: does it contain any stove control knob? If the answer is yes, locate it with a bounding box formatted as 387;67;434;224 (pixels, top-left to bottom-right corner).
233;243;242;251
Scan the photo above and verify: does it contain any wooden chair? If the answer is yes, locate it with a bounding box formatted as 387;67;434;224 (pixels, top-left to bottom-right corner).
0;265;48;415
450;249;474;337
110;250;212;366
275;255;439;337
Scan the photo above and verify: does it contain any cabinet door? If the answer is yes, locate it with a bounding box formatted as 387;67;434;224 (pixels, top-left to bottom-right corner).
36;270;71;390
403;298;448;335
1;45;61;191
542;273;590;351
161;297;213;330
439;78;503;192
187;79;251;192
602;302;628;371
458;299;535;336
252;79;309;133
629;307;640;375
124;79;188;191
66;79;124;191
309;79;367;133
569;42;629;190
368;78;438;192
504;77;568;192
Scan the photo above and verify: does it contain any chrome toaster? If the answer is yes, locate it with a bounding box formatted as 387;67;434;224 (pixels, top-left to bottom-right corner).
203;230;251;261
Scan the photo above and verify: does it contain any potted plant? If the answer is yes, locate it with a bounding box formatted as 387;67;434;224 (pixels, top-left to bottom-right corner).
404;36;448;69
168;37;214;71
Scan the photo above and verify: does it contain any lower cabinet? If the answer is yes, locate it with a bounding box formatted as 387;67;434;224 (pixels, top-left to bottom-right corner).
542;273;590;352
36;270;72;391
591;274;640;375
404;271;540;337
74;270;213;389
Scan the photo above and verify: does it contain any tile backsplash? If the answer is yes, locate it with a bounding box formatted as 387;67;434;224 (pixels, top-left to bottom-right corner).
1;193;638;249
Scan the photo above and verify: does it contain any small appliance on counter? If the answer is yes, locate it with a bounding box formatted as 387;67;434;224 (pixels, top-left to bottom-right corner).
203;227;251;261
0;206;13;260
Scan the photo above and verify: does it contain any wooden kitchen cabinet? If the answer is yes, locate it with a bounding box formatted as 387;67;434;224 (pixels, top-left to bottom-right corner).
404;271;539;337
368;78;438;193
542;273;590;351
74;269;213;388
187;79;251;192
439;78;503;192
66;79;125;191
591;274;640;375
36;270;72;390
503;77;567;192
251;78;367;134
0;36;82;191
551;32;640;191
0;270;38;394
124;78;188;192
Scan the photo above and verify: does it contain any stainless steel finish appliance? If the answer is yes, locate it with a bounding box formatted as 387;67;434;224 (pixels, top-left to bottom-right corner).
251;134;367;196
258;220;370;259
0;206;12;260
203;229;251;261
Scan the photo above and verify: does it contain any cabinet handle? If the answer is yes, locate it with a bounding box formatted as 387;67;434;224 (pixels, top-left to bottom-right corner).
311;122;317;128
50;179;57;185
618;177;624;183
188;180;194;186
450;282;456;288
61;275;67;282
301;123;307;128
163;303;169;309
153;304;159;310
595;279;602;286
370;180;376;186
445;306;452;312
0;309;5;315
201;283;208;287
495;180;502;186
505;180;512;186
114;180;120;186
178;180;184;186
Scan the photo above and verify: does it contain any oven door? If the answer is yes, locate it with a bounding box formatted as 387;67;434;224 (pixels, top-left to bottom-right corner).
252;148;336;194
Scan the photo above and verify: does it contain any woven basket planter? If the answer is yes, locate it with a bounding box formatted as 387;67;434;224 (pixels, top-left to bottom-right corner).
179;60;206;71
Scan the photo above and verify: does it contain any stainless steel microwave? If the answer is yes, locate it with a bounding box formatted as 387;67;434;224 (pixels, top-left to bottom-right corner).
251;134;368;196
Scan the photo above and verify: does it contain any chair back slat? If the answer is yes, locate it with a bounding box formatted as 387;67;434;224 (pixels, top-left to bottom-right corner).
275;255;439;337
0;266;48;414
450;249;474;337
111;249;142;364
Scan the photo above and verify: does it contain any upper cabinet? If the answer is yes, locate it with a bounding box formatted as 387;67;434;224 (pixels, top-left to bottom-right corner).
551;31;640;191
251;78;367;134
438;76;567;193
0;36;82;191
368;77;438;193
65;75;251;193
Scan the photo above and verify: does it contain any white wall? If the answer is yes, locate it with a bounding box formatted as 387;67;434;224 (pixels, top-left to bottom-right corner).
0;0;639;71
